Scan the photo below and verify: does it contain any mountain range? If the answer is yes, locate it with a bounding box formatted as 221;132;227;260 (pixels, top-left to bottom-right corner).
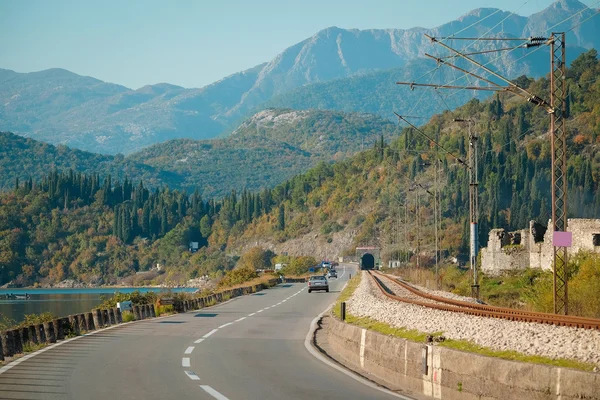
1;0;598;155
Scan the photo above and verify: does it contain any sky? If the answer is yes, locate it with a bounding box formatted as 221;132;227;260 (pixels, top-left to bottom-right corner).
0;0;595;89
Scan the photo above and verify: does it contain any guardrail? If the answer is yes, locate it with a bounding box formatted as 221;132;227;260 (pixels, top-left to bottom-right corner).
0;278;279;361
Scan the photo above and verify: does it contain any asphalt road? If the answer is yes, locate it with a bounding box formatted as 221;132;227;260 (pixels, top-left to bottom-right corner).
0;264;400;400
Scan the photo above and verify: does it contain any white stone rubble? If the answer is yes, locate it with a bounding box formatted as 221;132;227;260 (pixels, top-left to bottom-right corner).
347;272;600;366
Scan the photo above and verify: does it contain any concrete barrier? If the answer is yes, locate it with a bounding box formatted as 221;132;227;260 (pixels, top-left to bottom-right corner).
132;305;141;320
114;307;122;323
1;330;15;357
35;323;45;343
92;309;103;329
11;329;23;354
43;321;55;343
325;314;600;400
27;325;38;344
85;312;95;331
101;309;110;326
68;315;79;336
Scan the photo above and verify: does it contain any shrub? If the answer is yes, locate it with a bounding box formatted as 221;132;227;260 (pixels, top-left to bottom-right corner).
122;311;136;322
281;256;317;276
218;266;258;288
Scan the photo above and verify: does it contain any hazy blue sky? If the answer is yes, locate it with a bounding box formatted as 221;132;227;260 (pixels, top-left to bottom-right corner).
0;0;594;89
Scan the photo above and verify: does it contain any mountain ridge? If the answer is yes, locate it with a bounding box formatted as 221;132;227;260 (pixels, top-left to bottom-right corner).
1;0;598;154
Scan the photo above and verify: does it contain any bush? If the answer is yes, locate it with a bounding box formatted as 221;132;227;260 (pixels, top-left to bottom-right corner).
281;256;317;276
218;266;258;287
122;311;136;322
156;305;174;316
98;290;159;308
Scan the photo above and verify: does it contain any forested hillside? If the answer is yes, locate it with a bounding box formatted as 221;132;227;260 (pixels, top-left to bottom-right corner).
1;109;400;197
0;50;598;287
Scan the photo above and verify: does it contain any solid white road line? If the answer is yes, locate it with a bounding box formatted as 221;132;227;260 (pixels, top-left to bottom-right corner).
200;385;230;400
182;357;191;367
303;266;413;400
203;329;219;338
194;338;205;344
185;346;195;355
218;322;233;329
185;370;200;380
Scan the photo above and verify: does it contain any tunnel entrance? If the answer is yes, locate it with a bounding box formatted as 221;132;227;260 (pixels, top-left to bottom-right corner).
360;253;375;270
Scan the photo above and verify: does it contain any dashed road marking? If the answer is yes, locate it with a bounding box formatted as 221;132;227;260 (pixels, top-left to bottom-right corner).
182;357;191;367
185;370;200;380
200;385;230;400
234;317;247;322
248;312;256;316
185;346;195;354
203;329;219;338
257;309;264;313
194;338;205;344
218;322;233;329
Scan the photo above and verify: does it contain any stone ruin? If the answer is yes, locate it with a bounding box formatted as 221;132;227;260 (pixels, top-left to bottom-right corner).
480;219;600;275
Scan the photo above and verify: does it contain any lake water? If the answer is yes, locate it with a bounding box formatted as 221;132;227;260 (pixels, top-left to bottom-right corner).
0;287;197;325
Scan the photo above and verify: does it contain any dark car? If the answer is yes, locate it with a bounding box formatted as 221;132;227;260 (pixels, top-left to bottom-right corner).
308;275;329;293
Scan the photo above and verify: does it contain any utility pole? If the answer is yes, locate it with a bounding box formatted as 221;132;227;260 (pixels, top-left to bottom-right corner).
550;32;569;315
455;119;479;299
434;158;440;290
396;33;569;311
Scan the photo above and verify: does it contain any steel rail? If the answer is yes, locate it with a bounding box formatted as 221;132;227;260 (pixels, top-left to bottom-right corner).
369;271;600;330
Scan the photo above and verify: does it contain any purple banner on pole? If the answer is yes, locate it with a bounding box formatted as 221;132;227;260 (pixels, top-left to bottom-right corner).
553;231;572;247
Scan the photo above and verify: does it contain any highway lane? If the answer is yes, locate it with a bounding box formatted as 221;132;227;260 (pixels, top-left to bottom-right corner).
0;264;401;400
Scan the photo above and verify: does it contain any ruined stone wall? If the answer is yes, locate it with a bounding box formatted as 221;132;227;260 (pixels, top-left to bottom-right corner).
483;219;600;274
481;228;530;275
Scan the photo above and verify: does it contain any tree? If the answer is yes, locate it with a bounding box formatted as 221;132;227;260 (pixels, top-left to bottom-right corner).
200;215;212;238
237;247;272;270
277;205;285;231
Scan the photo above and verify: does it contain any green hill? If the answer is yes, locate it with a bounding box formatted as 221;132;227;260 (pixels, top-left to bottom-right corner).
0;50;598;292
1;109;401;198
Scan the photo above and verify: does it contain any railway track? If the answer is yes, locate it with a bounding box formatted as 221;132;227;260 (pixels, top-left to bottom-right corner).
368;270;600;330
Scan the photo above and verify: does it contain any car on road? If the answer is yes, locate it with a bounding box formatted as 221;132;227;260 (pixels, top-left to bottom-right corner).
308;275;329;293
327;270;337;279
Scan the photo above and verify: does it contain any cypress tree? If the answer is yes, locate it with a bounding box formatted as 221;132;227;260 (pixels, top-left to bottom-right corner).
278;205;285;231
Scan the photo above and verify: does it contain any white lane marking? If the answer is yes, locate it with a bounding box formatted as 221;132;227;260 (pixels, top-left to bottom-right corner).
218;322;233;329
247;312;256;316
234;317;247;322
194;338;205;344
257;309;264;313
185;346;195;355
203;329;219;338
182;357;191;367
200;385;230;400
185;370;200;380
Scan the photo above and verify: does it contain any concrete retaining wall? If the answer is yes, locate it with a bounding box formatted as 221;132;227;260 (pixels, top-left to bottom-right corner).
0;278;279;361
325;315;600;399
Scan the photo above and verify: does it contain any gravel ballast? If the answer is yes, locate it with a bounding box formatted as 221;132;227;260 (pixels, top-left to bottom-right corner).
346;271;600;366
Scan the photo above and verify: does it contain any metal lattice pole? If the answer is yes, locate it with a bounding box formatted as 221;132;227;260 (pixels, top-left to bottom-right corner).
550;32;569;315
